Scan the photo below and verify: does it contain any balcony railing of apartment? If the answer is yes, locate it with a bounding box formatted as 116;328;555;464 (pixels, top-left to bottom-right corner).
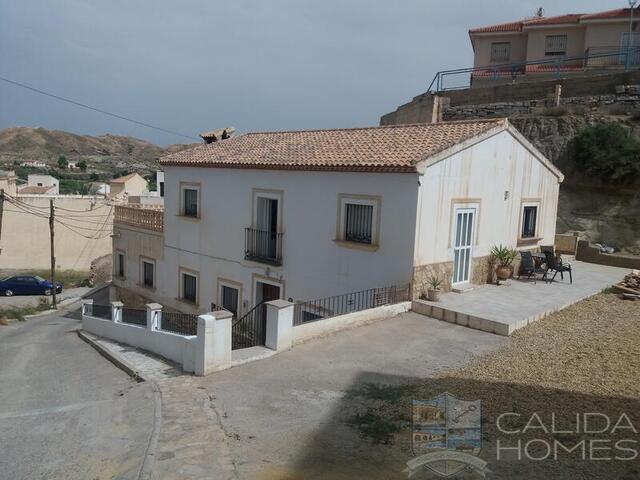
244;227;283;266
427;47;640;92
114;204;164;232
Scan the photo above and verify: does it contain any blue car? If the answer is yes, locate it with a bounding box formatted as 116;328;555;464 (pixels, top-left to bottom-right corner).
0;275;63;297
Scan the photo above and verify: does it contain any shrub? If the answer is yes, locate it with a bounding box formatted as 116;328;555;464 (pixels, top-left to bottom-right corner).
569;123;640;184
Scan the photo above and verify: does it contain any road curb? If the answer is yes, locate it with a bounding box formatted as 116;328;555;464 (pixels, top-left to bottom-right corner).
76;329;163;480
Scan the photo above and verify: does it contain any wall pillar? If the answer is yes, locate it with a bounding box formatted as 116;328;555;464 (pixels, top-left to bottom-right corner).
194;310;233;376
111;301;123;323
265;300;294;352
81;299;93;316
146;303;162;331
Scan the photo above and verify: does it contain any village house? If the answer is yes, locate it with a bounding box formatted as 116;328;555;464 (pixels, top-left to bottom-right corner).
18;173;59;195
111;118;563;318
469;7;640;86
109;172;148;199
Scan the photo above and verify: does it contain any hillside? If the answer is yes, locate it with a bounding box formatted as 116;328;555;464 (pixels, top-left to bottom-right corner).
0;126;195;174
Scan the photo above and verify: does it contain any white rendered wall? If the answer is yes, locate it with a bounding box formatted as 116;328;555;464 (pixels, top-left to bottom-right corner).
414;129;561;267
157;168;419;315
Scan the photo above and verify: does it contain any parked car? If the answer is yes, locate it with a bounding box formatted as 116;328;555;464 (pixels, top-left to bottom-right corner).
0;276;63;296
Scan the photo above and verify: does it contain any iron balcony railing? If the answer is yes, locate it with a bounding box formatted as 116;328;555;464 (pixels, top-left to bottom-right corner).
293;284;411;326
244;228;283;266
427;47;640;92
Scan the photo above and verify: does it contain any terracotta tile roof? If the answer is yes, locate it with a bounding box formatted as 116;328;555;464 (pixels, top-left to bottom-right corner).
159;120;506;173
469;21;523;34
471;9;635;34
111;172;141;184
582;7;640;20
525;14;583;26
18;185;55;194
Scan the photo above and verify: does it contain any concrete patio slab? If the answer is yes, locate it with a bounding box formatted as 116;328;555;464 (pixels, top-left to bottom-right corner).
412;261;630;335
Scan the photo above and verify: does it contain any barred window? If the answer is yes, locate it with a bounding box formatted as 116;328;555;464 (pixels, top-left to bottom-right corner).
221;285;239;317
143;261;154;288
545;35;567;56
183;188;198;217
490;42;511;62
182;273;197;303
345;203;374;244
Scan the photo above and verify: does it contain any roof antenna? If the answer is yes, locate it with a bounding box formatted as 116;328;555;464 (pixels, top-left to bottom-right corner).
536;7;544;17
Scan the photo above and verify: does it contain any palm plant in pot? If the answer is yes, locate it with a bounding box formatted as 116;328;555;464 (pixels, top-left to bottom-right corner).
426;274;443;301
490;244;518;282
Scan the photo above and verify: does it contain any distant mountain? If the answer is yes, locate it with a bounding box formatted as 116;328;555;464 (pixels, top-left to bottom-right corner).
0;126;196;173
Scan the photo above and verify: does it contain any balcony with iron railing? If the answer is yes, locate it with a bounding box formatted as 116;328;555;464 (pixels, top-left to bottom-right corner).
114;204;164;232
244;227;283;266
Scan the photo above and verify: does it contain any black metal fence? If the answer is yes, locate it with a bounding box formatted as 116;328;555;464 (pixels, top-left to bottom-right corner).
160;311;198;336
293;284;411;326
91;304;112;320
232;302;267;350
121;307;147;327
244;228;283;266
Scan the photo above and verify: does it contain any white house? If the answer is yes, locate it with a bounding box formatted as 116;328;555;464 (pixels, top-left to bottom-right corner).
112;118;562;318
18;174;59;195
109;172;148;199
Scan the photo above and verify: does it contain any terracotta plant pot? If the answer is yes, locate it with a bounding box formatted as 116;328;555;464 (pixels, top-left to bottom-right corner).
427;288;441;302
495;266;513;281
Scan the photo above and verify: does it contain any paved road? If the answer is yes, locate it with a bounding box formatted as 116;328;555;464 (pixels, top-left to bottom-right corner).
0;306;154;480
202;312;508;479
0;287;91;309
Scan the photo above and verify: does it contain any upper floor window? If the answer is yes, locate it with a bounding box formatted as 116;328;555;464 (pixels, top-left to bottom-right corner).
521;205;538;238
116;251;125;278
490;42;511;62
337;194;380;247
180;183;199;218
545;35;567;56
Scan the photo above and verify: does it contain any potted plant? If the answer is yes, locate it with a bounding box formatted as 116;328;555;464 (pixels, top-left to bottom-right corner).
490;244;518;282
426;274;443;301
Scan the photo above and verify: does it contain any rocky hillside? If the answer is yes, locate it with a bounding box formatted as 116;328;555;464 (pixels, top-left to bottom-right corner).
0;127;195;174
510;114;640;255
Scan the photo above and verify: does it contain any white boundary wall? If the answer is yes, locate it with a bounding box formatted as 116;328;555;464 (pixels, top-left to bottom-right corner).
292;301;411;346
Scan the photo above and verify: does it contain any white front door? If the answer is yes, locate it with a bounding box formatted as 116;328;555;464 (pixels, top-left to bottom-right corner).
452;208;475;285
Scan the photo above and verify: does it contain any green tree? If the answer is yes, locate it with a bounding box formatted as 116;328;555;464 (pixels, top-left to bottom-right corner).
89;172;99;181
57;155;68;169
570;123;640;184
77;160;87;171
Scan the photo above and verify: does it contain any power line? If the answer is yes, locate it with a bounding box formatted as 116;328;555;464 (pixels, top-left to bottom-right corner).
0;75;200;141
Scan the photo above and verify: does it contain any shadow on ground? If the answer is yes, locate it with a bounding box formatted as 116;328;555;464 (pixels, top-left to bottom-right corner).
287;372;640;480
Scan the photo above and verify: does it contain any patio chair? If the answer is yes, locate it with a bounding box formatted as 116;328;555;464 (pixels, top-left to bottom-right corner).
540;245;555;257
543;251;572;284
518;251;547;283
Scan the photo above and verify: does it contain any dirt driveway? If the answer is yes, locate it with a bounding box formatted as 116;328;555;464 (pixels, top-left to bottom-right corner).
199;312;507;479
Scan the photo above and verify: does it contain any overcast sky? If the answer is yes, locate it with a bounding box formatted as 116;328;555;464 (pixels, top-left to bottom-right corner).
0;0;618;145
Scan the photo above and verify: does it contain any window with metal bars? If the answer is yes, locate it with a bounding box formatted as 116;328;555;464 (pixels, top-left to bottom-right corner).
221;285;239;317
490;42;511;62
182;272;197;303
545;35;567;56
344;203;373;244
142;261;154;288
183;188;198;217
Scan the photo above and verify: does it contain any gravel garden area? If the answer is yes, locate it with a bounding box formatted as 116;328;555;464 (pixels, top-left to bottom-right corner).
342;292;640;479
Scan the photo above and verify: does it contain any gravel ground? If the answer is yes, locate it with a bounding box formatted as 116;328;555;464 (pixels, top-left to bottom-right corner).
346;293;640;479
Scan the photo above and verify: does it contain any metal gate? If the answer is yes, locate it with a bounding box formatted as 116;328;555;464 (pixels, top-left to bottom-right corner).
232;302;267;350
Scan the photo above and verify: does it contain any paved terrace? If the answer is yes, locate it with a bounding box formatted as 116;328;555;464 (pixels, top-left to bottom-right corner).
414;261;630;335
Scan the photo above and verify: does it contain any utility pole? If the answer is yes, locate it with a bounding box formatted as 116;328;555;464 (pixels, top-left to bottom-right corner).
49;199;57;309
0;189;4;246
